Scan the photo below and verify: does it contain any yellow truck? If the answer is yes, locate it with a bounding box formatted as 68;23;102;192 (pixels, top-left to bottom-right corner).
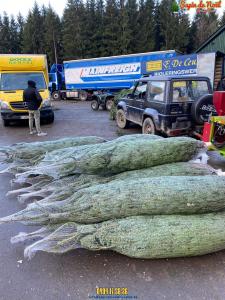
0;54;54;126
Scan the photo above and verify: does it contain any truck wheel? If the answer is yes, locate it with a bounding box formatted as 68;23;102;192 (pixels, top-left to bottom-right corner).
142;118;156;134
91;100;99;111
52;91;61;101
48;114;55;124
42;113;54;125
80;91;88;101
116;109;130;129
191;94;216;125
3;120;10;127
106;98;114;111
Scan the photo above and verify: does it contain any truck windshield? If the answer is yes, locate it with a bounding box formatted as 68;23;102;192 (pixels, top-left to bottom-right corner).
0;73;46;91
49;73;56;82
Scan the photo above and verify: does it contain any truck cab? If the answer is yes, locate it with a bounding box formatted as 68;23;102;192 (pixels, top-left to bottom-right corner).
0;55;54;126
116;76;215;136
48;64;65;100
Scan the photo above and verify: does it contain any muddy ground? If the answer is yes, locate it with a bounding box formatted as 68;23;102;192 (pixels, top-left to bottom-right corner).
0;101;225;300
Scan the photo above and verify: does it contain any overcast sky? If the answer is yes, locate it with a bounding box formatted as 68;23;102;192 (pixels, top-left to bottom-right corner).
0;0;68;17
0;0;224;19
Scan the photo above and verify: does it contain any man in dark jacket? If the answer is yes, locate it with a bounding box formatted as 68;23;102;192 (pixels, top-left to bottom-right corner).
216;76;225;91
23;80;47;136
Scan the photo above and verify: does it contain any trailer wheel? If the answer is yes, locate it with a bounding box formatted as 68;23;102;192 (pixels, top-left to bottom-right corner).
106;98;114;111
80;91;88;101
91;100;99;111
52;91;61;101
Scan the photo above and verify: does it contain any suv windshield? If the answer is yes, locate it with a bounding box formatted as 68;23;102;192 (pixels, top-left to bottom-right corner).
0;73;46;91
172;80;209;102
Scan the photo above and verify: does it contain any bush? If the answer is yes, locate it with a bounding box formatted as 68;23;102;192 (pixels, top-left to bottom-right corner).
109;89;133;120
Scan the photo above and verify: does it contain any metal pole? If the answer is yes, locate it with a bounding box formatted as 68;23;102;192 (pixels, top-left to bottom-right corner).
53;32;58;65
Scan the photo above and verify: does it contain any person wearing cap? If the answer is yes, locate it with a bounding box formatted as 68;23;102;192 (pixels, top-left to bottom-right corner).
23;80;47;136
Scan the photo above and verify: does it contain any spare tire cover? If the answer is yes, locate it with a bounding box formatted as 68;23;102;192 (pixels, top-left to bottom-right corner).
191;94;217;125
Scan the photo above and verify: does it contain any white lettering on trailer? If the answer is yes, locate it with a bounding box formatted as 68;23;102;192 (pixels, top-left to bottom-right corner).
80;63;140;77
153;69;197;76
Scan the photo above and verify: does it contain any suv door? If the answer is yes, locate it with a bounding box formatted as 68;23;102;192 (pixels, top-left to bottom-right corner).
145;81;167;116
128;81;147;125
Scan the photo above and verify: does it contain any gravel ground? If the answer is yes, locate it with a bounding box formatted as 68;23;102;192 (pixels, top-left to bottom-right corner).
0;101;225;300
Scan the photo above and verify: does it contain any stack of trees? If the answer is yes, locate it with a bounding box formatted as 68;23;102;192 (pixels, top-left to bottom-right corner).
0;0;224;65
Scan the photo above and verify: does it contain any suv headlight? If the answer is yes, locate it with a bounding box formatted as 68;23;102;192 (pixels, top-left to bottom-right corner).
0;101;10;110
42;99;52;108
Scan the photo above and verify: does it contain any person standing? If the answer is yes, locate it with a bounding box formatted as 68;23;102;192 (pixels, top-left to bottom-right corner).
23;80;47;136
216;76;225;91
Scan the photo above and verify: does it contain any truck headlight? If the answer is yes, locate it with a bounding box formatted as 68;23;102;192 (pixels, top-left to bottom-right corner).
0;101;10;110
42;99;51;108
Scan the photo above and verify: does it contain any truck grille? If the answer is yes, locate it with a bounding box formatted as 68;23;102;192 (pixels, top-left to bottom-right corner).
10;102;28;110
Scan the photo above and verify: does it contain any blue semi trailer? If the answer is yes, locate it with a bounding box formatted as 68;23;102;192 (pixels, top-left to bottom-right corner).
48;51;178;100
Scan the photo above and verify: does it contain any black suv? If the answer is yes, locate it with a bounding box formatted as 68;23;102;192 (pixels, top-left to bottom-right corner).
116;76;215;136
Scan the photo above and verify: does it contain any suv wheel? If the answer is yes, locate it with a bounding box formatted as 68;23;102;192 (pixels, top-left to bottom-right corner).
106;98;114;111
116;109;129;129
142;118;156;134
91;100;99;111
